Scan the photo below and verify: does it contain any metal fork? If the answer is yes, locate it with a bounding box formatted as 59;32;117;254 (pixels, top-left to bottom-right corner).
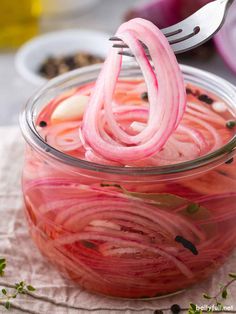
110;0;235;56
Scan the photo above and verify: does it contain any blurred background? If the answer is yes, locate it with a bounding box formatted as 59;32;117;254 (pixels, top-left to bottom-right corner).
0;0;235;126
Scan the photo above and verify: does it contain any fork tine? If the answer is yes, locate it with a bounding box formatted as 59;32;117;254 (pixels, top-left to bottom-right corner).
112;41;148;49
162;29;182;38
111;0;231;56
161;19;200;43
111;25;201;56
109;36;122;41
113;29;199;49
111;28;200;52
160;4;203;37
113;43;129;49
168;26;200;45
118;50;151;58
171;27;212;54
118;51;151;59
118;51;135;57
112;40;150;58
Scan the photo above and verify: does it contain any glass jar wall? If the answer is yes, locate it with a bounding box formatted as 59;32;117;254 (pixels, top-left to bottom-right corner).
20;64;236;299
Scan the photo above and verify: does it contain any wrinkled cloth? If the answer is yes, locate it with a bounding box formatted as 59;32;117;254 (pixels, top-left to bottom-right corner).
0;126;235;314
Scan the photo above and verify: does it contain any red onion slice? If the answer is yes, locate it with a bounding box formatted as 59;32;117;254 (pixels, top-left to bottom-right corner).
42;121;82;152
82;18;186;163
124;0;181;29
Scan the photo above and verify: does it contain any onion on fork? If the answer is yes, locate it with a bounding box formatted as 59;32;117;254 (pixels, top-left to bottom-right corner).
82;18;186;163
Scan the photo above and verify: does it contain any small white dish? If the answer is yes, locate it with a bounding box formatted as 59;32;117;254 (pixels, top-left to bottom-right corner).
15;29;111;86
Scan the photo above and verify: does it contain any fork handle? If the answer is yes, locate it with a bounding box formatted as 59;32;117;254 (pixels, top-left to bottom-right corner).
220;0;235;6
218;0;235;15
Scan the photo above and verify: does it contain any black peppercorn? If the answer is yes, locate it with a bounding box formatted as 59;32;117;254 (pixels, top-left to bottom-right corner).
81;240;97;249
39;120;47;127
198;94;214;105
171;304;181;314
141;92;149;101
226;120;236;129
175;236;198;255
38;53;104;79
186;88;193;95
225;157;234;164
154;310;164;314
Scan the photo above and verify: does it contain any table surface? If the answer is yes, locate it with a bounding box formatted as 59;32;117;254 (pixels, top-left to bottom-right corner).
0;0;235;126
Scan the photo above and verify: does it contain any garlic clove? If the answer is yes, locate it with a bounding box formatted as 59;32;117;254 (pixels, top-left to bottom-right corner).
51;94;89;122
212;101;227;113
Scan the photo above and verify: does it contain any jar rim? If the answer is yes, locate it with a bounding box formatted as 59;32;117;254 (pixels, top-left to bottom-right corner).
20;63;236;176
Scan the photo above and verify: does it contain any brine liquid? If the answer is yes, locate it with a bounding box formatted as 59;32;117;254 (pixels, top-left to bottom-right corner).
22;81;236;298
36;80;235;166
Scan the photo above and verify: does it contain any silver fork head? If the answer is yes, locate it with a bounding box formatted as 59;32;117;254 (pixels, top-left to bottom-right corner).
110;0;234;56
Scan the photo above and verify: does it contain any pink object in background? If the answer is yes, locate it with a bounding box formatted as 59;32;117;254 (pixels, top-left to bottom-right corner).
124;0;212;28
214;1;236;74
124;0;181;28
124;0;236;73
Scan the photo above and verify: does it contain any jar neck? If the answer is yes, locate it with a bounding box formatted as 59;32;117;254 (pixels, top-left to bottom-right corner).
20;63;236;180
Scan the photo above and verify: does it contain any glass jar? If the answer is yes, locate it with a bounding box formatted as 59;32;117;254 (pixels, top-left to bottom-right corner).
20;63;236;299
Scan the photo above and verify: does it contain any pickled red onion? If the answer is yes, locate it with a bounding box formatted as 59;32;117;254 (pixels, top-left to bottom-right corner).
23;16;236;300
82;18;186;162
40;121;82;152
